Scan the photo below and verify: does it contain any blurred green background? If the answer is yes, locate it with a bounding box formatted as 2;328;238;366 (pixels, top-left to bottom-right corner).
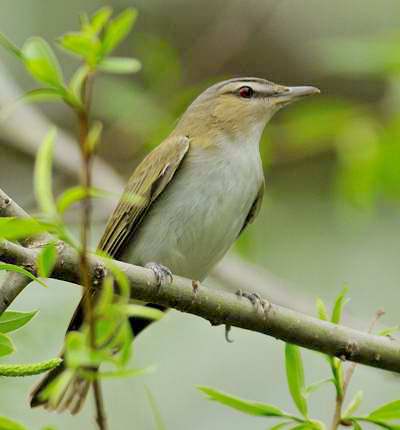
0;0;399;429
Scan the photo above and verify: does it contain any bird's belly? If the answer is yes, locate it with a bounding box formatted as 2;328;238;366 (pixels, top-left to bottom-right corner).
121;149;263;281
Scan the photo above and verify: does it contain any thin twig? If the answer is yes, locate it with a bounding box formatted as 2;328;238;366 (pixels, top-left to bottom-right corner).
77;72;107;430
330;309;386;430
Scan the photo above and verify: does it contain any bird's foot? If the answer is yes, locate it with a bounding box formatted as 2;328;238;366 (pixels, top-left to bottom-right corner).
145;262;173;287
236;289;270;313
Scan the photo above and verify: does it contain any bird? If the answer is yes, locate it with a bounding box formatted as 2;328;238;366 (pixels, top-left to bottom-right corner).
30;77;319;413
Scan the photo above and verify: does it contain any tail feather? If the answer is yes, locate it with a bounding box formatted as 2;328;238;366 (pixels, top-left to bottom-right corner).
29;354;91;415
30;294;166;414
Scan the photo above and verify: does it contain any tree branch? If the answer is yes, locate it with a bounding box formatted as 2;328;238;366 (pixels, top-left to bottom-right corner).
0;236;399;374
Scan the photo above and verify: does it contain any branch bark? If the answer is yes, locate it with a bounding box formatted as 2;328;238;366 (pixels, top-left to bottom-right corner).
1;188;400;374
0;236;400;374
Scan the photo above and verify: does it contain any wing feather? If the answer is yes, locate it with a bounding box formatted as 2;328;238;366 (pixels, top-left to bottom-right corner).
98;135;190;257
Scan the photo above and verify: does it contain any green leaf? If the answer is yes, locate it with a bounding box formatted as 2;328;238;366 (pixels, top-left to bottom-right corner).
0;333;15;357
368;400;400;421
91;7;113;33
102;8;137;55
56;186;106;214
34;128;57;217
98;57;141;74
343;391;364;418
0;263;48;288
0;33;23;59
95;276;114;315
0;310;37;333
37;243;57;278
285;344;308;417
0;416;27;430
351;420;362;430
197;386;288;417
119;304;164;320
0;217;49;240
269;422;294;430
96;365;154;379
58;32;99;60
331;287;349;324
315;298;328;321
22;37;64;88
100;257;130;302
304;378;332;396
85;121;103;153
21;88;64;104
69;64;89;101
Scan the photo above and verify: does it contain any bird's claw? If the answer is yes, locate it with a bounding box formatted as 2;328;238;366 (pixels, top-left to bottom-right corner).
236;289;270;312
145;262;173;287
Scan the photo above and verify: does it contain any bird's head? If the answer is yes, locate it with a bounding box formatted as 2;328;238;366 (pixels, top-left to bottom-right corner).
176;77;320;139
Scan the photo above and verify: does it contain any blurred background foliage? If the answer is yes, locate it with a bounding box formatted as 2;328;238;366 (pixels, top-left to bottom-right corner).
0;1;399;429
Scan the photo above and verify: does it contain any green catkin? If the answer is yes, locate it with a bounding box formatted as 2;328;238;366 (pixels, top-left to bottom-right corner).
0;357;62;377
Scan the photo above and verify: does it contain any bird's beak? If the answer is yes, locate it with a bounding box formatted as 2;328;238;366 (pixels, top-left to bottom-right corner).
273;86;320;105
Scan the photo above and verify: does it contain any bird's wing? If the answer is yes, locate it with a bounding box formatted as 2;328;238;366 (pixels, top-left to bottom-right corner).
98;135;190;257
238;182;265;236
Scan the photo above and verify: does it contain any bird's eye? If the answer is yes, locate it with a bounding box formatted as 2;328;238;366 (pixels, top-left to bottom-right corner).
238;86;254;99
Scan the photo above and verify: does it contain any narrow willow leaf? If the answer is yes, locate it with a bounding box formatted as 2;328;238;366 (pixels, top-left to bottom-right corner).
315;298;328;321
95;276;114;315
56;186;106;214
269;422;294;430
0;310;37;333
34;128;57;216
0;263;48;288
37;243;57;278
0;333;15;357
96;365;155;379
368;400;400;421
0;217;49;240
69;64;89;100
197;386;287;417
102;8;137;55
59;32;99;59
285;344;308;417
0;416;27;430
331;287;349;324
304;378;332;396
98;57;141;74
0;33;23;59
99;256;130;302
343;391;364;418
22;37;64;88
85;121;103;153
91;7;113;33
21;88;64;104
119;304;164;320
145;386;167;430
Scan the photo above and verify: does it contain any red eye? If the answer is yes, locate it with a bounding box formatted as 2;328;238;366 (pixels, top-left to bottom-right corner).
238;86;254;98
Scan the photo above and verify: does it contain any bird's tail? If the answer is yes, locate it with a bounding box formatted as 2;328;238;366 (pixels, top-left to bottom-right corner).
29;293;166;413
29;354;91;414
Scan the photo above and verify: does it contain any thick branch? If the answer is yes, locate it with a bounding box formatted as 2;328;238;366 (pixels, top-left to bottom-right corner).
0;238;399;374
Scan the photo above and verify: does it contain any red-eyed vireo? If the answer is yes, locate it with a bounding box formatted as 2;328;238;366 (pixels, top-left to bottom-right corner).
30;77;319;413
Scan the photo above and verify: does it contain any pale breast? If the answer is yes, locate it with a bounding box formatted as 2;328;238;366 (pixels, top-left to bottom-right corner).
122;140;264;281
